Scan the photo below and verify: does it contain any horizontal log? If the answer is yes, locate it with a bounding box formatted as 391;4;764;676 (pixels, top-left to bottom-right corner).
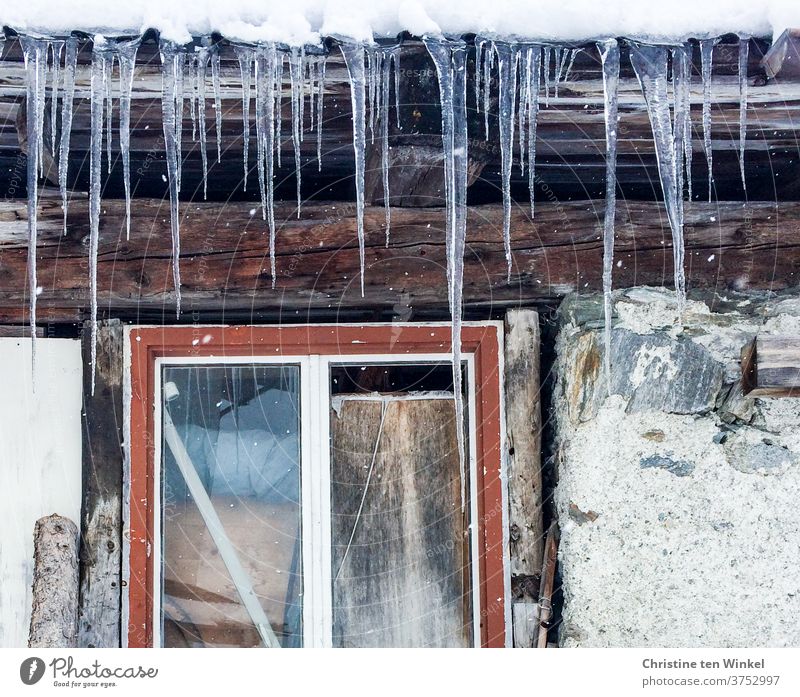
741;335;800;397
0;194;798;323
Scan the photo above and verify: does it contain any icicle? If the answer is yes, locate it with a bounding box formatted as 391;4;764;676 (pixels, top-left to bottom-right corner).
475;39;485;112
672;43;694;202
518;50;528;176
211;49;223;162
34;41;47;178
88;41;109;393
59;37;78;236
20;36;49;368
341;44;369;296
554;46;568;98
380;50;391;246
189;56;198;142
317;55;326;170
275;52;283;169
700;38;716;202
738;37;749;194
483;41;493;139
288;47;303;215
542;46;551;107
195;47;211;200
235;46;253;191
255;44;277;285
367;48;377;143
598;39;620;397
174;53;185;193
117;38;139;240
104;51;113;174
494;41;519;280
393;48;401;129
564;48;580;82
160;41;185;317
424;37;469;512
630;43;685;311
299;48;306;143
49;41;63;156
524;46;541;218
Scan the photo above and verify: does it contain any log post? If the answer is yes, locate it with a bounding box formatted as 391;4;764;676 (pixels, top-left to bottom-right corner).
504;308;544;647
28;515;79;648
78;319;124;647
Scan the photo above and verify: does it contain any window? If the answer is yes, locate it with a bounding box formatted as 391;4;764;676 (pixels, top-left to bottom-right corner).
126;324;508;648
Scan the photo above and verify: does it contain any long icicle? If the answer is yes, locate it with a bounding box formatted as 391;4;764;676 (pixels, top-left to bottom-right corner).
630;43;686;311
381;49;391;246
317;55;326;171
59;37;78;236
700;38;716;202
104;51;113;174
738;37;749;194
21;36;49;370
211;49;223;162
341;43;368;297
196;46;210;199
525;46;542;218
289;47;303;216
49;41;63;156
255;44;278;285
117;38;139;240
598;39;620;397
235;46;253;191
424;36;469;511
160;42;184;317
677;43;693;202
88;40;108;393
494;41;519;280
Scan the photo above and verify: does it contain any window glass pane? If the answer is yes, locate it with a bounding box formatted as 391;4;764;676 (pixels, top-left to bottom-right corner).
329;362;473;647
161;365;302;647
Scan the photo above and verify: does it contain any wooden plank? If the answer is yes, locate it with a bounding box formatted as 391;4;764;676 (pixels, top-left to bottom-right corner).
536;522;559;648
741;335;800;397
0;196;798;323
504;308;544;647
78;320;123;648
29;514;80;649
330;398;471;647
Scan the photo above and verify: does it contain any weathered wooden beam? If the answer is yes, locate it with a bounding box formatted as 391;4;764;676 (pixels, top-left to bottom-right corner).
536;522;559;649
741;335;800;397
78;319;124;647
28;514;80;649
504;309;544;608
0;196;798;323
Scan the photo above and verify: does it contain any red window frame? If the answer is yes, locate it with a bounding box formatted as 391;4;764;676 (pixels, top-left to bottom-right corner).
126;323;507;648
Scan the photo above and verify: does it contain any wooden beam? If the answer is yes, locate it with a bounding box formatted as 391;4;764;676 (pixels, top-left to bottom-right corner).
78;320;124;648
28;514;80;649
0;195;798;323
504;309;544;600
741;335;800;397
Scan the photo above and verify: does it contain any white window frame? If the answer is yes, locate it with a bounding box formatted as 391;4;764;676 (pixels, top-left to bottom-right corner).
150;351;483;648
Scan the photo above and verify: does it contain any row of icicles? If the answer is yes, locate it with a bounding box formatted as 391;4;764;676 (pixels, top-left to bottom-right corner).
14;34;751;484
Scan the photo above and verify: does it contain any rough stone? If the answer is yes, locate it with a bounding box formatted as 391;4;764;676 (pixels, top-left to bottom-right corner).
554;286;800;648
639;454;695;477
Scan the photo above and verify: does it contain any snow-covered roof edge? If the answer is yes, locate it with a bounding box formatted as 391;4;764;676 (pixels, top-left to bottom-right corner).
2;1;800;46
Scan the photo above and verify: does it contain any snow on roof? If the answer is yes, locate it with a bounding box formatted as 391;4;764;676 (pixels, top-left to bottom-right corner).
2;0;800;45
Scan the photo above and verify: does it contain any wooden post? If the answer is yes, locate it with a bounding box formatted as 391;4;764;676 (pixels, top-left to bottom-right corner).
504;309;544;647
78;319;124;647
741;336;800;397
28;515;79;648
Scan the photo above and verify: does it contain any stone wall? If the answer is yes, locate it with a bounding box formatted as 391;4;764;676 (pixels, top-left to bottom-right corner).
553;287;800;647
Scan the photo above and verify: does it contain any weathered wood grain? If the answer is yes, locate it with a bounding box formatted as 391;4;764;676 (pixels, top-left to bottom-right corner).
741;335;800;397
330;397;471;647
78;320;123;648
0;196;797;323
504;309;544;591
28;514;79;649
